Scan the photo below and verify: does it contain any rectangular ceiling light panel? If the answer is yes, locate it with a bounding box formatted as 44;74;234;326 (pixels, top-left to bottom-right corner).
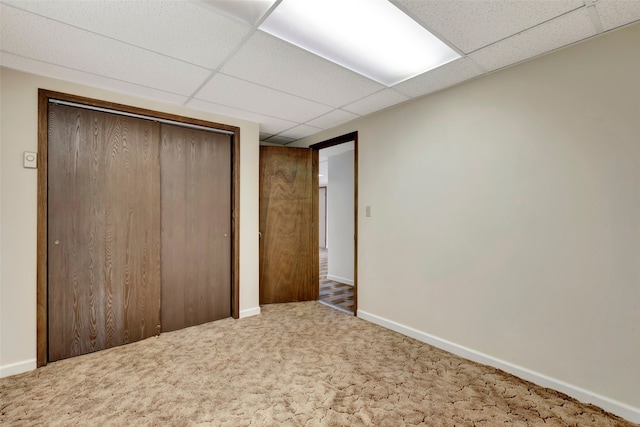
259;0;460;86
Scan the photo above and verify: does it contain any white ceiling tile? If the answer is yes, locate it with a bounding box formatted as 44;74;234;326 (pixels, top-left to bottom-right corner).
595;1;640;31
260;132;274;141
0;5;211;95
278;124;323;140
394;0;584;53
220;31;384;107
264;135;297;145
306;109;360;129
394;57;484;99
186;98;296;135
4;1;252;69
0;52;188;105
194;74;333;123
257;120;296;136
469;9;596;72
197;0;276;26
342;89;409;116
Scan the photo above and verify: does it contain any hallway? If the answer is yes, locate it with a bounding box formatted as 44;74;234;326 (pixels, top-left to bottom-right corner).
319;248;354;313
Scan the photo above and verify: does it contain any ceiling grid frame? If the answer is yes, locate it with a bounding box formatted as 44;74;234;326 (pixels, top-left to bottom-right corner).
1;0;639;144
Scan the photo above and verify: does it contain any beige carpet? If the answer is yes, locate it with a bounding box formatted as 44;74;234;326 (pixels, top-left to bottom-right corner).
0;302;635;426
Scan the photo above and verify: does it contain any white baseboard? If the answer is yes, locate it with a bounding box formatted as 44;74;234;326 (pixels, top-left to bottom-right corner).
239;306;261;319
318;300;354;315
357;310;640;424
326;274;354;286
0;358;36;378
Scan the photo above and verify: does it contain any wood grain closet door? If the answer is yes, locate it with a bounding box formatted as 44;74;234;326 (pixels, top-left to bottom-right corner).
47;104;161;362
160;124;231;332
259;146;318;304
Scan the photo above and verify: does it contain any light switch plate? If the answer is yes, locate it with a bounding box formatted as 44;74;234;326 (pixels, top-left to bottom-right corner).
366;206;371;217
24;151;37;168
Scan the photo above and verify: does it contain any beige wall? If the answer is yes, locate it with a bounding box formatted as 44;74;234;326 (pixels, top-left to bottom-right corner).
0;68;261;375
327;150;355;284
293;24;640;418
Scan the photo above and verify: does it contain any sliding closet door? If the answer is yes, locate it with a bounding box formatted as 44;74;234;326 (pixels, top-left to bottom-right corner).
160;124;231;332
48;104;161;362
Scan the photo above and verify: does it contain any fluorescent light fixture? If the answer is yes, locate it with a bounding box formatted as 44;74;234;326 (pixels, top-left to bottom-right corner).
259;0;460;86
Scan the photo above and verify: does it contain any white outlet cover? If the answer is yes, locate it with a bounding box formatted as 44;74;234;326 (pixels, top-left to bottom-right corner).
24;151;37;168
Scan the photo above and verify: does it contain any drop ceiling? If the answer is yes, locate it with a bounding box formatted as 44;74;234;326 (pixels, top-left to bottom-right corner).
1;0;639;145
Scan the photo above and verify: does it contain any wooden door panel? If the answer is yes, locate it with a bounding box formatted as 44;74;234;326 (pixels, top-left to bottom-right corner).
47;104;161;362
259;146;318;304
160;124;231;332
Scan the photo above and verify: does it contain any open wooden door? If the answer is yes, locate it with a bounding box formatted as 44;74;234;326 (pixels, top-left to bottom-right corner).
259;146;318;304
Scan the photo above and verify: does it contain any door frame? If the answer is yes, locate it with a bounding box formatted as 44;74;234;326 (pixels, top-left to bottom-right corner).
36;89;241;367
310;131;358;315
318;186;327;249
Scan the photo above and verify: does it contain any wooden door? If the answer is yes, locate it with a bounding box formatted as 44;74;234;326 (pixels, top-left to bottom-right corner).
259;146;318;304
47;104;161;362
160;124;231;332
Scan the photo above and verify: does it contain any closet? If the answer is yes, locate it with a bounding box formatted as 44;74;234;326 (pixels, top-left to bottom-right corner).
159;123;231;333
46;102;231;362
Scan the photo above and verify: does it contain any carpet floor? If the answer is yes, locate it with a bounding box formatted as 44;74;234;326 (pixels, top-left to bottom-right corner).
0;302;634;426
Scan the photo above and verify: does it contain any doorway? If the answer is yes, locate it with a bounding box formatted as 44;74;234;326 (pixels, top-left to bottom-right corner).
319;187;327;249
311;132;358;315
